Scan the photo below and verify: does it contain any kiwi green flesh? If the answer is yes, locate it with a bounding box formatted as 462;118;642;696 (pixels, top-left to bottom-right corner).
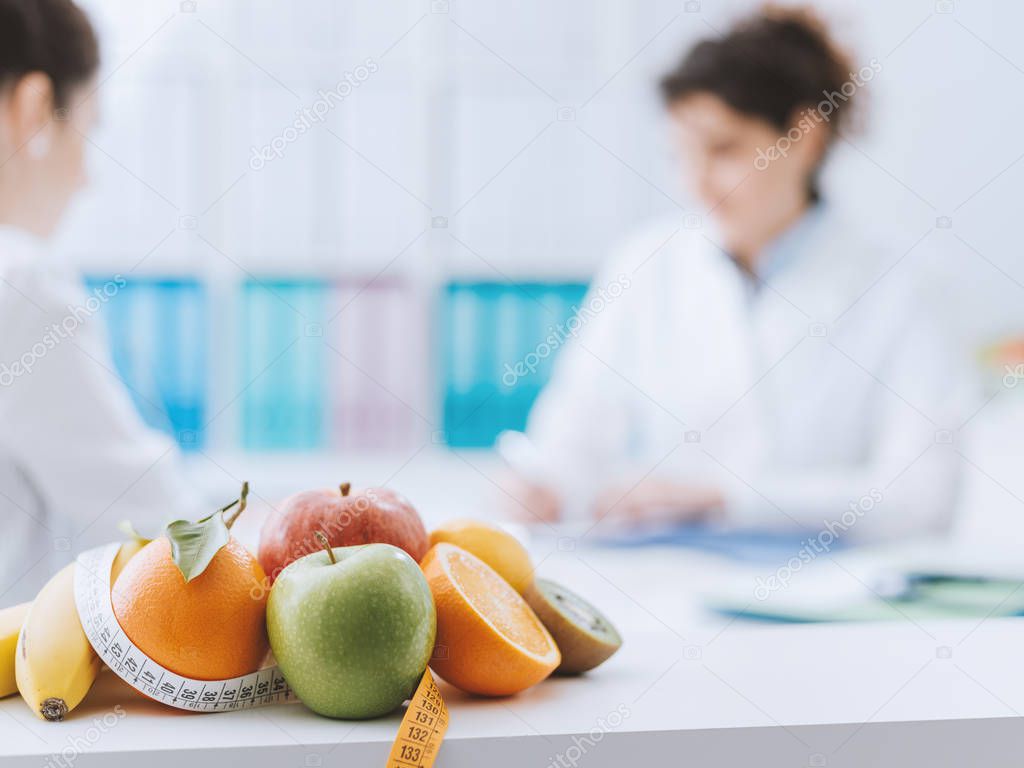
527;578;622;675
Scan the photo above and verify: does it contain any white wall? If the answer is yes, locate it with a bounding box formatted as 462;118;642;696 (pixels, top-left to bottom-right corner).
60;0;1024;346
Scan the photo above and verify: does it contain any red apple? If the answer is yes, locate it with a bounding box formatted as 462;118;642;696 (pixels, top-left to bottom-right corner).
258;483;429;583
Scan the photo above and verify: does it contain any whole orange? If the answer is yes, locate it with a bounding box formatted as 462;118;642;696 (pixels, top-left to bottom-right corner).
111;537;269;680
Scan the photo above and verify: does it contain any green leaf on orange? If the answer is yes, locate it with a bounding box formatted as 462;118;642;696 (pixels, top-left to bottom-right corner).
165;512;229;583
165;482;249;582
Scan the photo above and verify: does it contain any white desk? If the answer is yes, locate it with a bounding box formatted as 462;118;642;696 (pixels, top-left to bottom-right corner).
3;538;1024;767
6;406;1024;767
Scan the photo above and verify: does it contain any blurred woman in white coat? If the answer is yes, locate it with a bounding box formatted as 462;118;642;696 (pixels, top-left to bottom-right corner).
0;0;197;600
514;9;972;541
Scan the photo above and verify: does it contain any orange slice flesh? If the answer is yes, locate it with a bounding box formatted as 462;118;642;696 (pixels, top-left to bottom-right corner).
422;543;559;696
445;544;551;657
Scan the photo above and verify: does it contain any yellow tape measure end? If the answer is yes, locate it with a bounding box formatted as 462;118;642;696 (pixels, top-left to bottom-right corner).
386;668;448;768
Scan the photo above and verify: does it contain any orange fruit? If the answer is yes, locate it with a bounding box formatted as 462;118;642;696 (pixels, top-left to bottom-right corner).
420;543;559;696
112;537;269;680
428;519;534;594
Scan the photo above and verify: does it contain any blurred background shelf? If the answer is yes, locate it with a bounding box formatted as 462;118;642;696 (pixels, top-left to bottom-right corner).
87;274;589;452
67;0;1024;459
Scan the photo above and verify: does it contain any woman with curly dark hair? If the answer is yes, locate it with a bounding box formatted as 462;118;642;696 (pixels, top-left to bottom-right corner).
515;8;971;542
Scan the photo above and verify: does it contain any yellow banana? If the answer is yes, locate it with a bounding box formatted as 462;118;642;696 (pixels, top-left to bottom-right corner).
16;536;149;721
111;535;149;586
0;602;30;698
16;563;100;721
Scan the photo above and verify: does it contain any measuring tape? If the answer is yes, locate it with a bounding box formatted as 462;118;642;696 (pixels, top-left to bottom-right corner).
387;668;448;767
74;543;294;711
74;543;448;765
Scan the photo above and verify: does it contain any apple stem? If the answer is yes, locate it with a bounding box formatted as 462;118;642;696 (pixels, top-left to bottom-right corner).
339;482;351;497
314;531;336;564
222;481;250;530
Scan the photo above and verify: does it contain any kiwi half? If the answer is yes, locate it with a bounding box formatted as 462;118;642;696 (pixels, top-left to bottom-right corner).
525;578;622;675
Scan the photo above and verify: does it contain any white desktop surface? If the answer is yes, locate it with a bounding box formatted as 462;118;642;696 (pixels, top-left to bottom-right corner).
4;399;1024;767
4;538;1024;767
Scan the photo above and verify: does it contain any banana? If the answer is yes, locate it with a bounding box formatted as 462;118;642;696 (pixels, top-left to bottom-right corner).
111;536;149;586
16;536;150;721
0;602;30;698
16;563;100;721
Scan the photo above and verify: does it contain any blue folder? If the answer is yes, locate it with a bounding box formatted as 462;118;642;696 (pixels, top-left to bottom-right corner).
441;281;588;447
239;278;327;451
86;276;206;450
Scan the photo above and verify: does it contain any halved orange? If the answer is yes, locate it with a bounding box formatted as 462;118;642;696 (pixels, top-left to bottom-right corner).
421;543;559;695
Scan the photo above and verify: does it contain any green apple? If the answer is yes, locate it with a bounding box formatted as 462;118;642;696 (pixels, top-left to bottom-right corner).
267;537;436;719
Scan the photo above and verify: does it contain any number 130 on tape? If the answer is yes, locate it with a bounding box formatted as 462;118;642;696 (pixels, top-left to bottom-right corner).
75;544;449;765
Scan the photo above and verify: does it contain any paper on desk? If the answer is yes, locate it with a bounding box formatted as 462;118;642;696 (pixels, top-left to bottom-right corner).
703;544;1024;623
535;519;820;565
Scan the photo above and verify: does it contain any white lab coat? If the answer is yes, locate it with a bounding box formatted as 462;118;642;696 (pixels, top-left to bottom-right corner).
527;207;973;540
0;226;200;601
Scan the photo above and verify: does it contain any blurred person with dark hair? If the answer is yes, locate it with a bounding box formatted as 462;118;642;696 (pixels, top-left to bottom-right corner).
512;8;972;541
0;0;196;599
